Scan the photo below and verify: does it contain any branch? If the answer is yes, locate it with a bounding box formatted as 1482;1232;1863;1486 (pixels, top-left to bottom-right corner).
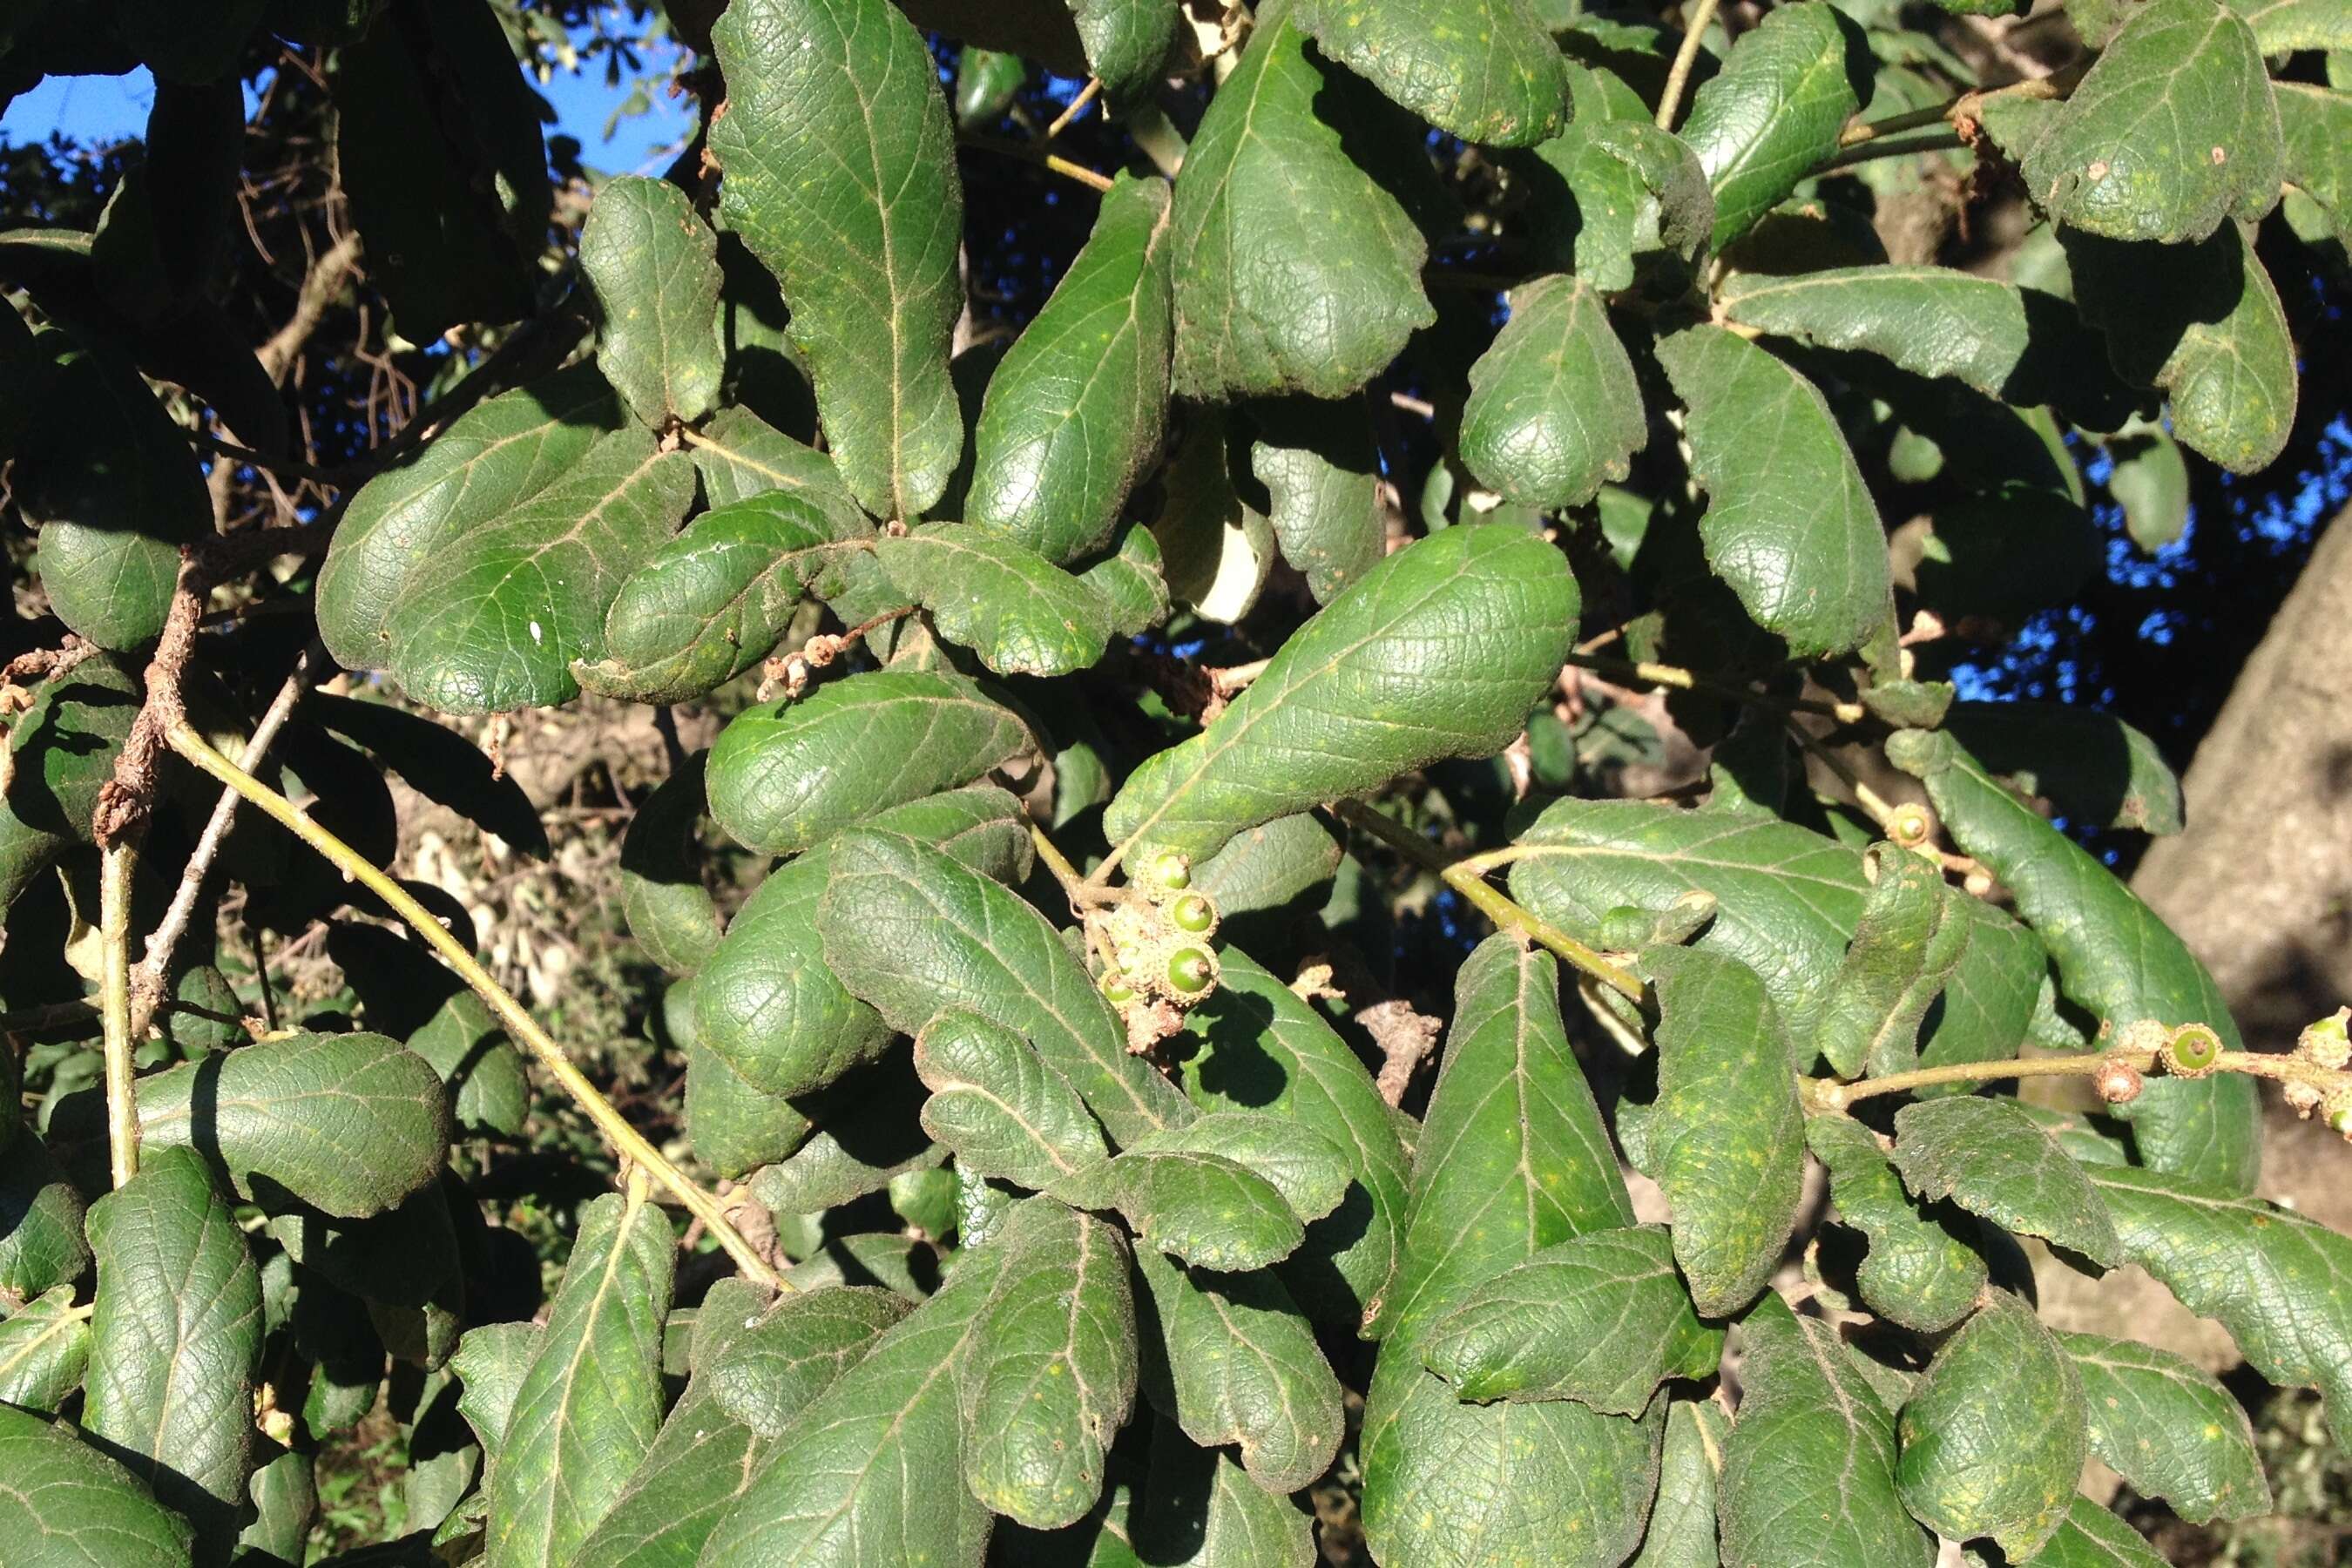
100;843;141;1188
1655;0;1721;131
1814;1043;2352;1115
1332;800;1645;1001
260;231;363;384
165;715;788;1291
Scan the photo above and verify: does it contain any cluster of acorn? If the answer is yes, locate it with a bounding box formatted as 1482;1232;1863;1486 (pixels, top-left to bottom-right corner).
2283;1006;2352;1136
1097;850;1222;1010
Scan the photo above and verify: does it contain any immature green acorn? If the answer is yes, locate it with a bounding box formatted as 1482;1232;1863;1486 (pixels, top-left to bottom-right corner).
1144;849;1191;895
2162;1022;2224;1078
1170;892;1218;935
1166;946;1216;995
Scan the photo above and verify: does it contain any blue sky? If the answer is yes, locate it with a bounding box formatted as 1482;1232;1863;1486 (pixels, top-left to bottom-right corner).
0;51;691;175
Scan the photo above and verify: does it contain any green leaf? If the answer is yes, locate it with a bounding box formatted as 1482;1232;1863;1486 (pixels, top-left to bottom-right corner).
693;784;1032;1098
616;754;722;977
1116;1112;1351;1226
0;1287;91;1412
875;523;1115;676
2064;223;2297;475
1361;936;1659;1568
451;1321;544;1452
1628;1399;1729;1568
914;1009;1112;1191
331;0;547;339
1105;524;1579;867
967;173;1173;564
700;1282;909;1438
1131;1418;1316;1566
1642;944;1806;1315
711;0;963;520
706;668;1033;855
1806;1116;1988;1333
1889;1096;2125;1267
315;366;697;713
575;490;864;705
1294;0;1567;146
1075;521;1173;637
1068;0;1181;102
954;45;1026;125
966;1200;1138;1526
686;407;873;539
1151;411;1278;623
0;1133;91;1301
2058;1329;2269;1523
1420;1225;1722;1410
1653;325;1892;659
1132;1246;1345;1494
1525;112;1713;290
820;828;1196;1144
750;1054;943;1214
1717;267;2119;416
1717;1292;1936;1568
132;1031;452;1219
2106;425;2193;553
1168;0;1434;400
1896;1292;2088;1560
3;658;138;908
1678;2;1867;249
1190;815;1343;917
16;339;209;651
581;175;724;429
1810;843;1970;1078
2084;1161;2352;1449
1248;396;1387;605
2279;82;2352;234
1173;946;1409;1324
236;1443;314;1567
698;1213;1017;1565
1062;1146;1305;1270
2017;0;2281;244
1458;275;1646;512
1941;701;2184;836
1886;727;2262;1194
84;1146;263;1551
308;692;549;856
2014;1497;2171;1566
0;1402;196;1568
683;1039;812;1181
483;1187;674;1568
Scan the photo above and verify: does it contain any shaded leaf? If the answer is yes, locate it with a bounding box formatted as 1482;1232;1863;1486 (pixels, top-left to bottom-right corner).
133;1031;451;1219
1458;274;1646;512
1886;727;2261;1193
1062;1147;1304;1270
0;1402;195;1568
966;1201;1138;1526
2105;425;2193;554
1526;112;1713;290
1132;1246;1344;1495
2064;223;2296;475
1248;395;1387;605
1068;0;1181;102
581;174;724;429
1718;1292;1936;1568
967;173;1174;564
483;1187;674;1568
700;1282;909;1439
1168;0;1434;400
1941;701;2184;836
1889;1096;2124;1267
0;1132;91;1301
1105;524;1579;867
1628;1399;1729;1568
2;658;138;908
2060;1329;2269;1523
84;1146;263;1551
1075;522;1172;637
1806;1116;1987;1334
2278;82;2352;234
1190;816;1343;917
914;1009;1112;1191
450;1320;541;1453
820;828;1194;1143
1151;410;1278;623
1678;3;1867;249
2017;0;2281;244
876;523;1114;676
711;0;964;519
1643;944;1805;1315
1896;1292;2088;1561
1654;325;1891;659
1129;1417;1314;1565
750;1052;943;1215
616;754;721;977
1811;844;1969;1079
1294;0;1565;145
308;693;550;856
706;668;1033;855
1115;1111;1350;1226
1420;1225;1721;1411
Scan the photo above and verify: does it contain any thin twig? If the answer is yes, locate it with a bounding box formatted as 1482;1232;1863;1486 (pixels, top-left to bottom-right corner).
1816;1047;2352;1112
100;844;140;1189
1655;0;1721;131
959;131;1117;193
129;645;322;1038
1815;127;1969;174
1563;650;1867;724
1837;100;1962;146
1045;78;1101;138
165;715;788;1291
1332;801;1645;1001
1031;823;1093;909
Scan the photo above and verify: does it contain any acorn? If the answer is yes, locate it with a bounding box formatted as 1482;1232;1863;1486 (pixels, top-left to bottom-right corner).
1170;892;1217;935
1166;946;1215;996
1145;849;1191;893
2162;1022;2223;1078
1101;973;1137;1006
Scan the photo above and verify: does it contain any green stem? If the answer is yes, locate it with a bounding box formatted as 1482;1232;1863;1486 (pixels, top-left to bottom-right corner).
1333;801;1645;1001
166;716;787;1292
1815;127;1969;174
100;843;140;1189
1655;0;1720;132
1815;1046;2347;1111
1837;100;1960;146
